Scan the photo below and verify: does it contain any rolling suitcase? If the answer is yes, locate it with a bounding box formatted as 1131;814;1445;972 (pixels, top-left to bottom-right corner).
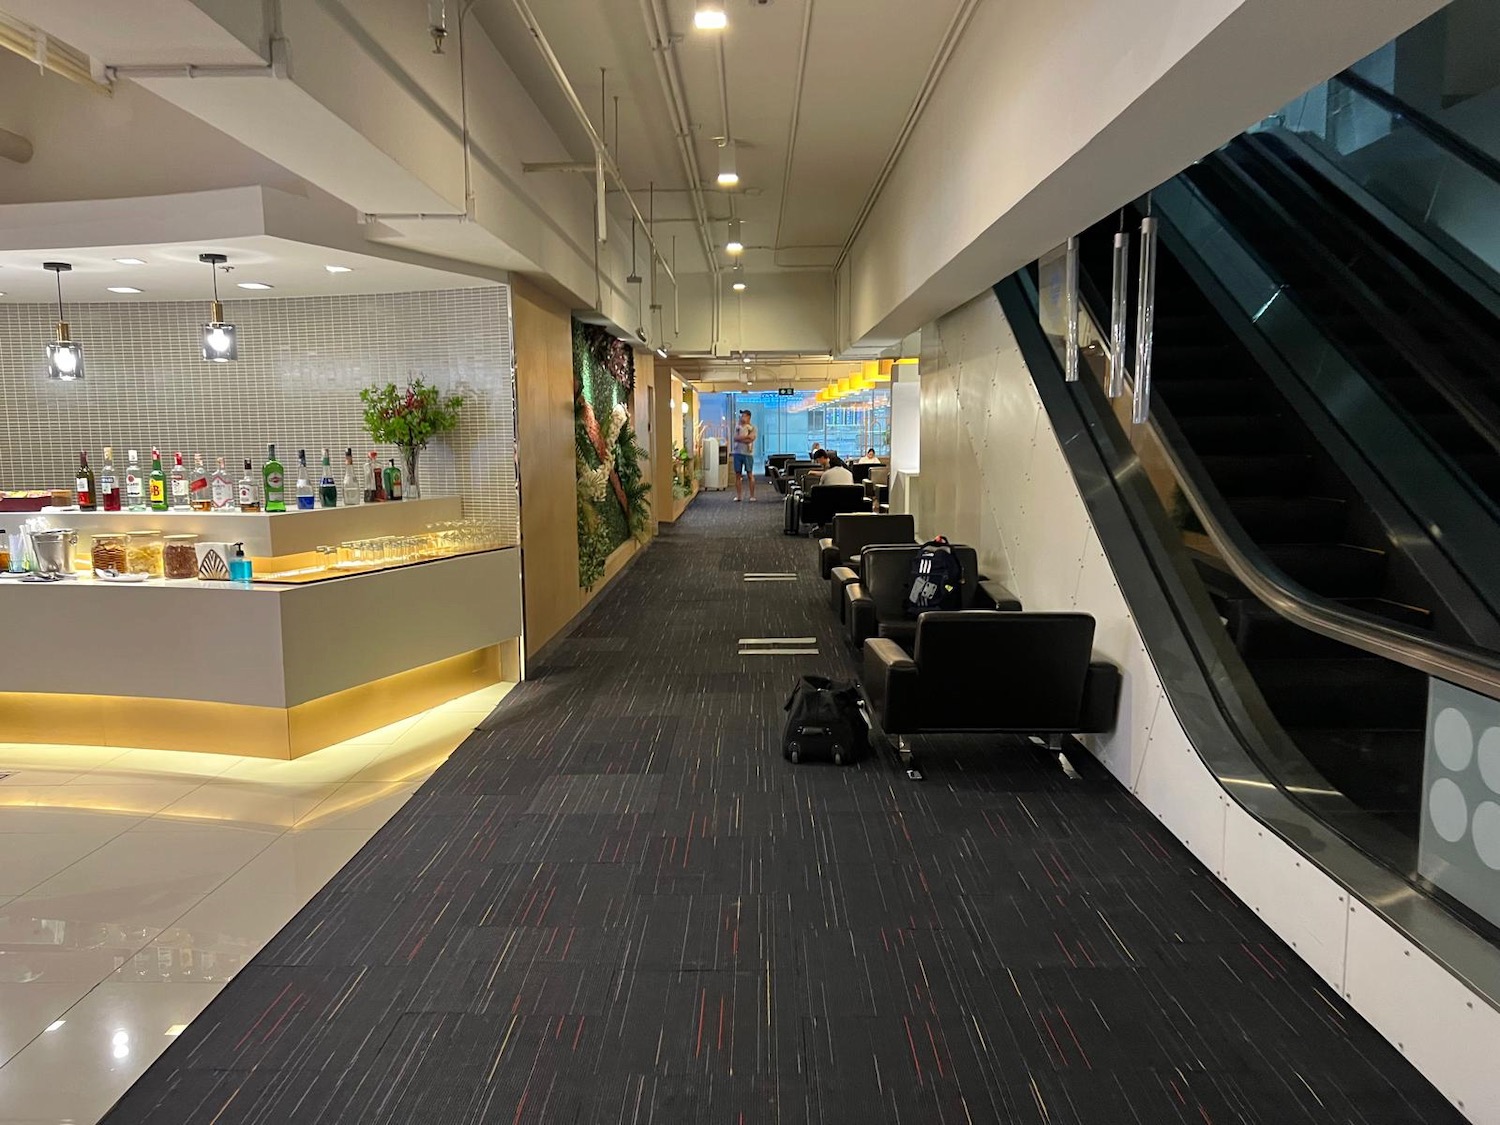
781;676;867;766
783;492;802;536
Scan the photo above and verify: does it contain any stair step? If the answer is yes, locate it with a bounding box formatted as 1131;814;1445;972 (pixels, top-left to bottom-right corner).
1264;543;1387;598
1249;658;1427;729
1197;453;1314;496
1227;496;1346;542
1174;414;1290;454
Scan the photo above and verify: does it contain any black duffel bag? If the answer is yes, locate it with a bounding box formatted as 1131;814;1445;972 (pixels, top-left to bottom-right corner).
781;675;867;766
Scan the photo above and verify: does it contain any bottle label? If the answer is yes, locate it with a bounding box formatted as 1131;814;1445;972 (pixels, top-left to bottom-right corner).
126;472;141;496
76;477;89;494
149;480;165;504
172;479;189;498
102;477;117;495
212;480;233;507
237;483;254;506
265;471;284;494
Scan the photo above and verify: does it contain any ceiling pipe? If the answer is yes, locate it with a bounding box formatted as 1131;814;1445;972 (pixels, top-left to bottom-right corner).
640;0;719;341
0;14;109;93
509;0;676;288
0;127;33;164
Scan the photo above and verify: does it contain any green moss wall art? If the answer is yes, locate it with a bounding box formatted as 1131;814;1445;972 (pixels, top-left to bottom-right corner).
574;321;652;590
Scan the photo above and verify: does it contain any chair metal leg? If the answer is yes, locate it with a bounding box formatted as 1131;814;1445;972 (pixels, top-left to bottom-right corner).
1049;732;1081;780
896;736;923;781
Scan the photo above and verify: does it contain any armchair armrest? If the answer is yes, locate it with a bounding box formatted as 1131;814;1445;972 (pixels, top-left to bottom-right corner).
829;565;859;616
862;638;921;734
845;583;878;649
818;538;838;579
1078;661;1121;733
977;580;1022;612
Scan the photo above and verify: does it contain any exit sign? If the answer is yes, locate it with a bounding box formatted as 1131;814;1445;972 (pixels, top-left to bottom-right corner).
778;388;795;396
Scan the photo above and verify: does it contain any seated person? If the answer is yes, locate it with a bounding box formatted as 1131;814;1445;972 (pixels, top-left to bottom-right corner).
856;448;883;464
812;449;854;486
809;442;823;461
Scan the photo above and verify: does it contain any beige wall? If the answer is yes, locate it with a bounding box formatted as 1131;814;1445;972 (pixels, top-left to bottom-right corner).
514;280;666;655
512;278;581;657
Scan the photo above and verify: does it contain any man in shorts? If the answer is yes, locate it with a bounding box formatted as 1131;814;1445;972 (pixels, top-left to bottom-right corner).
733;409;757;502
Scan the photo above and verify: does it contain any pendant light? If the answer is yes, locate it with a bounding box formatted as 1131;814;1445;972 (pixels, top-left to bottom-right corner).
717;140;739;187
198;253;238;362
725;219;743;255
43;262;83;381
731;263;746;292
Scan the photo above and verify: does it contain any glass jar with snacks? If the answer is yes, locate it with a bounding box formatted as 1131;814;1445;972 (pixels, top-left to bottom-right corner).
125;529;164;577
163;534;200;580
91;533;128;575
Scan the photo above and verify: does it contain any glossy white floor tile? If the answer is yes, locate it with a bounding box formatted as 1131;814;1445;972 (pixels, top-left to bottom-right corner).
0;681;511;1125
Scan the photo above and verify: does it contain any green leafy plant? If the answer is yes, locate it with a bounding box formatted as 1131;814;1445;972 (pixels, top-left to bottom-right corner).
359;378;464;462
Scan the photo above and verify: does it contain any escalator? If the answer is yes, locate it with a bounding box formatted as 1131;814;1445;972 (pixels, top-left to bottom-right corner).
1032;76;1500;938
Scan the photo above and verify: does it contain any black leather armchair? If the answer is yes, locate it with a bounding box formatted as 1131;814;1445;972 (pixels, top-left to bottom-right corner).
796;484;870;531
845;544;1022;650
774;460;817;495
861;611;1122;778
830;543;910;621
817;512;916;579
766;453;796;483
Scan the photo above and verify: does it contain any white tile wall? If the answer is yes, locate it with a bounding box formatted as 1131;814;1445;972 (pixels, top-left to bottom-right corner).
0;288;517;536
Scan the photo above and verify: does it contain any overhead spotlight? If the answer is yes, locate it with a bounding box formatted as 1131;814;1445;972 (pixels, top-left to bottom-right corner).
694;4;727;30
732;264;746;292
717;140;739;187
726;219;743;255
656;347;668;359
198;253;238;363
43;262;83;381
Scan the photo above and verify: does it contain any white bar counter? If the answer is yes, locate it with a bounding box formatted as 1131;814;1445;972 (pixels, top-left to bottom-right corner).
0;546;522;758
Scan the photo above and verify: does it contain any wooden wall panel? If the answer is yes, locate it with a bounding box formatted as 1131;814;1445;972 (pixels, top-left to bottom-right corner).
512;279;582;657
654;362;677;524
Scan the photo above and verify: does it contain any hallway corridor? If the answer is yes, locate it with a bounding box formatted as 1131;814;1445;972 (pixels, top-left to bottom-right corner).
102;494;1461;1124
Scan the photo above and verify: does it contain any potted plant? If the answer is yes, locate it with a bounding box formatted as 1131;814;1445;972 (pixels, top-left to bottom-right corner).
359;377;464;500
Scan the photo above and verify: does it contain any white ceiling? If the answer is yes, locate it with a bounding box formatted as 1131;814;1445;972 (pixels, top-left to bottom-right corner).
0;235;499;303
474;0;964;279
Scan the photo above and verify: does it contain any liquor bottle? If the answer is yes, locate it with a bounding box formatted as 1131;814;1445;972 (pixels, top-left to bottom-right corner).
189;453;212;512
126;449;146;510
100;446;121;512
319;448;338;508
238;458;261;512
75;450;96;511
365;451;383;503
170;451;190;511
295;450;315;510
384;458;404;501
148;448;168;512
341;448;359;507
210;456;234;511
263;444;286;512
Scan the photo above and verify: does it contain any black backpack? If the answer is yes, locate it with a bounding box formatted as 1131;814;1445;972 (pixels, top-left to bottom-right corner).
781;676;867;766
905;537;964;617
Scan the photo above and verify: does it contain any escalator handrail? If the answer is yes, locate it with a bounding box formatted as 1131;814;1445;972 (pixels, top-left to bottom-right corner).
1146;379;1500;701
1335;69;1500;188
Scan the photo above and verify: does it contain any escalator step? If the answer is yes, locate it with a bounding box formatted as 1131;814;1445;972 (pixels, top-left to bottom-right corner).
1263;543;1388;598
1225;594;1430;658
1249;658;1427;729
1226;496;1346;542
1285;728;1424;812
1175;415;1289;453
1196;453;1313;496
1155;377;1268;415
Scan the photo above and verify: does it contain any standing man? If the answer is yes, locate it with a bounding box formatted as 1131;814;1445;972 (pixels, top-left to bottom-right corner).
733;409;758;502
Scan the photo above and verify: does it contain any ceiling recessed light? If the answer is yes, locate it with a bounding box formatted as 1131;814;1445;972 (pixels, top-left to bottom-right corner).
694;5;727;29
324;265;353;274
165;1024;188;1036
237;282;274;290
114;257;146;265
45;1020;65;1032
107;286;142;294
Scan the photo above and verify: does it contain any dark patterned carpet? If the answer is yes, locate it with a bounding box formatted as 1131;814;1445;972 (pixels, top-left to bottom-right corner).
103;492;1463;1124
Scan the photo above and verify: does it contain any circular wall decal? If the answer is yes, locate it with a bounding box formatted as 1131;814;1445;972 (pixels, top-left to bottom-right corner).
1433;707;1475;773
1477;727;1500;796
1429;776;1469;843
1472;801;1500;871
